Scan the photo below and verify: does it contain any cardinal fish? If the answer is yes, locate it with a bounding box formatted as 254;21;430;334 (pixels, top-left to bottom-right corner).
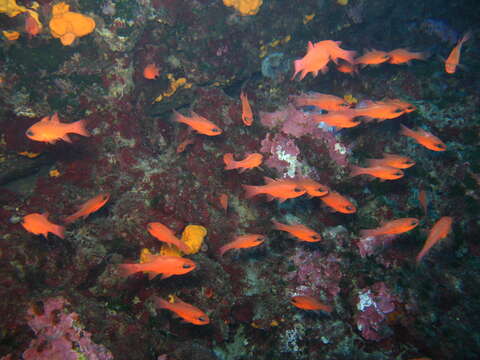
21;212;65;239
26;113;90;144
272;220;321;242
172;110;222;136
118;255;196;280
147;222;190;253
219;234;265;256
64;193;110;224
291;295;333;312
154;296;209;325
223;153;263;173
243;177;306;203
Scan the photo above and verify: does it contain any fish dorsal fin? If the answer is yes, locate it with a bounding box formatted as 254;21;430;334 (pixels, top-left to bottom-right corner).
50;113;60;122
40;115;50;122
308;41;314;50
42;211;50;218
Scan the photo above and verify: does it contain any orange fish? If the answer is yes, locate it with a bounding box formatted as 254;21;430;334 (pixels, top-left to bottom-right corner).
418;188;428;215
118;255;196;279
219;234;265;256
445;32;471;74
292;40;356;80
176;137;195;153
360;218;419;238
272;219;321;242
336;61;357;75
354;49;390;66
223;153;263;173
21;212;65;239
172;110;222;136
64;193;110;224
320;190;356;214
416;216;453;263
25;13;41;37
292;92;350;111
366;153;415;169
400;124;446;151
350;165;404;180
243;177;306;203
291;295;333;312
295;177;329;197
26;113;90;144
143;63;160;79
219;193;228;212
154;296;209;325
388;49;428;65
384;99;416;113
147;222;190;253
313;109;362;128
240;91;253;126
354;100;404;122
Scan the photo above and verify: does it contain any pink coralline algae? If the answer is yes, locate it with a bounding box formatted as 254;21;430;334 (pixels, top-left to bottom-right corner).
356;234;398;257
22;297;113;360
288;248;342;299
260;104;350;168
355;282;398;341
260;132;300;176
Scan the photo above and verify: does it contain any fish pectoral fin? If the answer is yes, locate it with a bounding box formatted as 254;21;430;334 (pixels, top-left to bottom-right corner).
147;272;158;280
161;273;173;280
62;134;73;143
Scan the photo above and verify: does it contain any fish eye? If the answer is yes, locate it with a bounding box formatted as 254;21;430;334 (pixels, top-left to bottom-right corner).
26;130;34;136
405;160;414;164
294;187;303;192
394;108;403;113
411;220;418;226
211;128;220;133
198;316;206;322
311;235;320;240
255;237;264;242
436;143;445;149
346;205;354;211
182;263;192;269
395;171;403;176
383;55;390;59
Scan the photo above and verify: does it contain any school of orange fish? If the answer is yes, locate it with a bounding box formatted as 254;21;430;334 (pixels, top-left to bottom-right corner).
19;33;470;327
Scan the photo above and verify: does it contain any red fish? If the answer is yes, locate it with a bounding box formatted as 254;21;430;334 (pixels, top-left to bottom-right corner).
219;234;265;256
272;219;321;242
240;91;253;126
21;212;64;239
360;218;419;237
143;63;160;79
223;153;263;173
336;61;357;75
388;49;428;65
355;49;390;67
292;40;356;80
400;124;446;151
354;100;404;122
154;296;209;325
176;137;194;153
350;165;404;180
366;153;415;169
64;193;110;224
416;217;453;263
384;99;416;113
291;295;332;312
320;190;356;214
295;177;329;197
312;109;362;128
118;255;196;279
243;177;306;203
445;32;471;74
172;110;222;136
219;193;228;212
418;188;428;216
147;222;190;253
292;92;350;111
26;113;90;144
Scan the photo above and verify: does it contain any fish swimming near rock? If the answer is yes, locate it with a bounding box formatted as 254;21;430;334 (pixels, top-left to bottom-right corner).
26;113;90;144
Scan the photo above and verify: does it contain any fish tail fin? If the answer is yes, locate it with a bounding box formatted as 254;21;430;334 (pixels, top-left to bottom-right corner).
117;264;139;277
172;110;187;124
350;165;365;177
71;119;90;137
272;219;286;231
63;213;79;224
177;241;191;254
223;153;236;170
343;49;357;64
218;244;231;257
399;124;415;138
53;224;65;239
366;159;382;167
242;185;260;199
415;250;427;264
418;51;430;61
460;31;472;44
153;296;171;309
